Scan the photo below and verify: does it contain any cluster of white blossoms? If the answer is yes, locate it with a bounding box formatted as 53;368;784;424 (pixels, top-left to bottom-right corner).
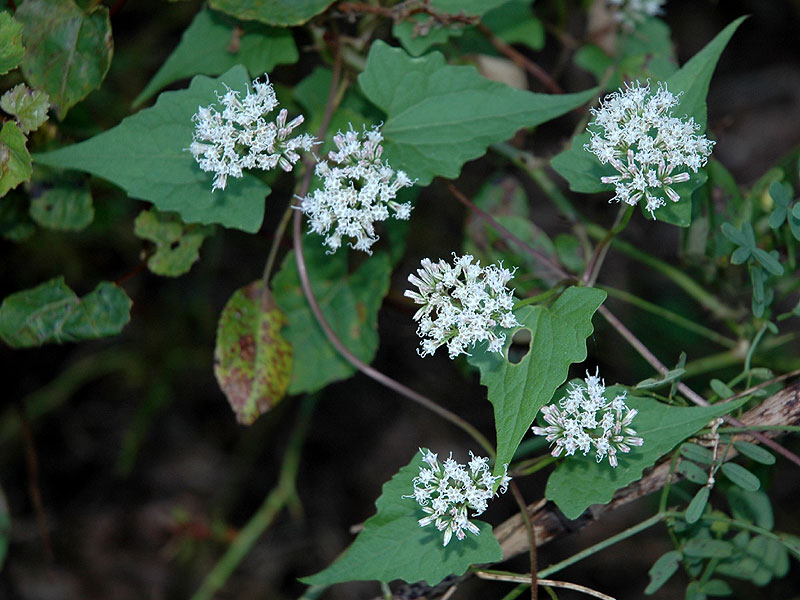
190;76;317;191
608;0;665;29
407;449;511;546
584;81;714;217
299;125;414;254
405;254;520;359
532;370;644;468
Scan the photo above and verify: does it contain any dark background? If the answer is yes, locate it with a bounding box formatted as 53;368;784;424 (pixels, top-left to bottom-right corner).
2;0;800;598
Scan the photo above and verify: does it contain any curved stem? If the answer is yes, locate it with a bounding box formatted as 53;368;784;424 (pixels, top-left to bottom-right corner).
262;204;295;284
508;481;537;600
292;210;495;456
582;204;633;285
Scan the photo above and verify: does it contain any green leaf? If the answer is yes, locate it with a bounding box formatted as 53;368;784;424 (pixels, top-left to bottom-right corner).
716;535;790;585
733;441;775;465
686;486;710;524
720;462;760;491
545;394;747;519
725;487;773;529
208;0;334;26
272;237;391;395
664;17;746;129
0;83;49;134
392;0;510;56
721;222;753;249
34;66;271;232
214;280;292;425
15;0;112;119
0;12;25;74
468;286;606;478
0;276;132;347
768;181;791;229
636;368;686;390
483;0;544;50
29;184;93;231
751;248;783;276
709;378;734;399
700;579;733;596
0;121;32;197
645;550;682;594
681;442;714;465
683;538;735;559
134;208;213;277
301;450;502;586
678;459;709;485
132;8;298;107
358;41;597;185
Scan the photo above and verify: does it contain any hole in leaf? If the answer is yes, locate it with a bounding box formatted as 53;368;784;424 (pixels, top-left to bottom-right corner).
508;329;531;364
169;241;180;250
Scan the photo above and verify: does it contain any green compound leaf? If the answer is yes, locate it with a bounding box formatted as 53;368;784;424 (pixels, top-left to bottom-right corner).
15;0;112;119
359;41;597;185
468;286;606;478
34;66;271;232
133;8;298;107
392;0;510;57
272;236;391;395
726;487;774;529
0;83;49;134
29;184;94;231
134;209;213;277
214;280;292;425
545;391;747;519
0;276;132;348
208;0;334;26
645;550;682;594
684;537;735;559
664;16;746;130
0;121;32;198
0;12;25;75
301;449;502;586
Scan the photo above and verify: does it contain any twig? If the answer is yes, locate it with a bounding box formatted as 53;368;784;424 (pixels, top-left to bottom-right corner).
476;572;616;600
509;481;538;600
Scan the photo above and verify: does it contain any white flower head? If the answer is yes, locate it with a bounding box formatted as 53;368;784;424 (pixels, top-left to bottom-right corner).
299;125;415;254
608;0;666;29
584;80;714;217
532;368;643;467
405;254;520;359
190;75;317;191
406;449;510;546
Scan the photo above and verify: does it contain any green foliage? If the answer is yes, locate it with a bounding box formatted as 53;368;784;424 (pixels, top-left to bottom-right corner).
214;280;292;425
359;41;597;185
544;391;746;519
681;443;714;465
686;486;710;524
392;0;510;57
469;287;606;478
768;181;800;239
0;192;35;240
720;462;760;492
645;550;682;594
0;121;32;197
272;236;391;395
715;533;790;585
301;449;502;586
733;441;775;465
29;184;94;231
725;488;773;529
0;83;49;134
0;277;132;348
15;0;112;119
133;8;298;107
208;0;334;26
34;66;271;232
134;209;213;277
0;11;25;75
721;222;783;275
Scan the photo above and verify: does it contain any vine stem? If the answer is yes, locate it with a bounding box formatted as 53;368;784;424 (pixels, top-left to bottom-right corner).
598;305;800;468
190;395;316;600
581;204;633;286
292;209;495;457
475;572;614;600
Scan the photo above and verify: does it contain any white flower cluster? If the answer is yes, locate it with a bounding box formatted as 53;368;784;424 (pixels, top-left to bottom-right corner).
608;0;665;29
408;449;511;547
190;76;317;191
532;370;644;467
405;254;520;359
584;81;714;216
299;125;414;254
